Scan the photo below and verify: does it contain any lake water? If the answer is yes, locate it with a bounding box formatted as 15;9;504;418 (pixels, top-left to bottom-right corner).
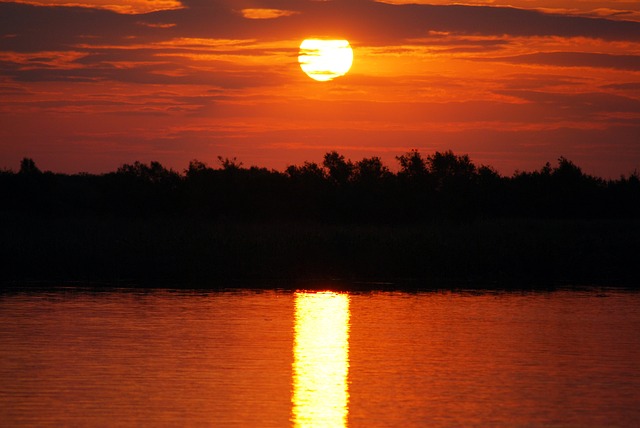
1;288;639;427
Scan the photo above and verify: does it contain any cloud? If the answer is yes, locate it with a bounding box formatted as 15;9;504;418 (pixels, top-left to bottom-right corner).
1;60;290;87
239;8;299;20
602;82;640;91
378;0;640;23
136;21;176;28
0;3;145;52
0;0;183;14
494;90;640;118
469;52;640;71
2;0;640;55
498;74;587;90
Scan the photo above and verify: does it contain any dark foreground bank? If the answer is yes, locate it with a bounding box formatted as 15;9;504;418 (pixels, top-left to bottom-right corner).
2;214;639;289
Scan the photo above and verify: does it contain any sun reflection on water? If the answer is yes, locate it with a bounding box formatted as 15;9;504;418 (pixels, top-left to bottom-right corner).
292;291;350;427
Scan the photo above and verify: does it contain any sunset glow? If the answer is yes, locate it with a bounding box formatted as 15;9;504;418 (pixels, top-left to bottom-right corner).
0;0;639;177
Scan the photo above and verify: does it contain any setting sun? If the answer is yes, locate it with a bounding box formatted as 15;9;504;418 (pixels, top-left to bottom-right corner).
298;39;354;82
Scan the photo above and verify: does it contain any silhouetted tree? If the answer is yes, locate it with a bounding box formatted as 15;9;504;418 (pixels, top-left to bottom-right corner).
477;165;500;181
347;156;396;221
394;150;435;219
427;150;476;190
553;156;583;181
186;159;209;177
117;161;179;185
421;150;477;217
283;162;331;219
19;158;41;175
285;162;326;182
475;164;504;216
550;156;604;216
323;151;354;186
396;149;427;179
353;156;390;184
217;156;243;171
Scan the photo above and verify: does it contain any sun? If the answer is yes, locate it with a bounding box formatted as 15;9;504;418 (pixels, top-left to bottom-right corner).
298;39;353;82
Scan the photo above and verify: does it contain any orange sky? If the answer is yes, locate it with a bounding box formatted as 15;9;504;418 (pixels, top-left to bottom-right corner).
1;0;639;177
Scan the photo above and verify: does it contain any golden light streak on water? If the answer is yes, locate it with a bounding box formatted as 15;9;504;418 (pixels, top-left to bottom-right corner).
292;292;350;427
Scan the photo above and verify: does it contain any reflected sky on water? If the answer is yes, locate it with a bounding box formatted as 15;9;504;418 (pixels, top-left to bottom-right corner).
0;288;639;426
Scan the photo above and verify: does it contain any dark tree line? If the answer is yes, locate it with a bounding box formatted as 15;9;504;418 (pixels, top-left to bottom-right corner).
1;150;639;222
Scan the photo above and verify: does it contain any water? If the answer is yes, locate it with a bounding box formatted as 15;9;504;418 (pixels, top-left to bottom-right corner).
1;288;639;427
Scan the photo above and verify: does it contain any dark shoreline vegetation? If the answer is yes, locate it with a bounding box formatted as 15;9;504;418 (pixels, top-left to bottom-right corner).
2;150;639;290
